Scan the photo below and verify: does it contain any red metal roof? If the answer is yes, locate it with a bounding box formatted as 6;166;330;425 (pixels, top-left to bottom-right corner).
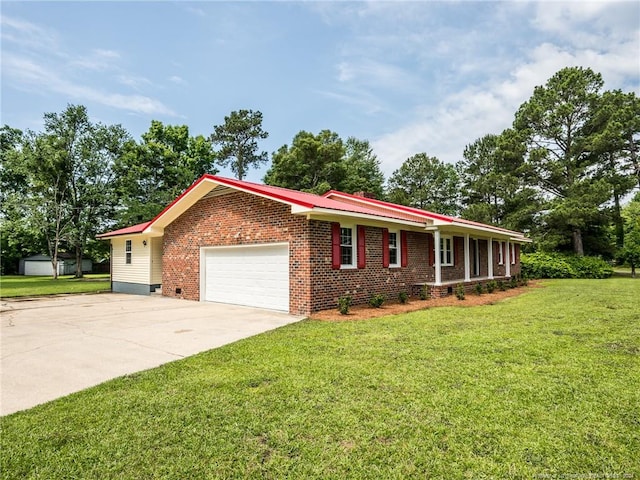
323;190;524;236
96;221;151;238
97;175;527;239
201;176;423;221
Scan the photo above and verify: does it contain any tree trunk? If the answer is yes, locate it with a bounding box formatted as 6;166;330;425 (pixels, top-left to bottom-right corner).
75;246;84;279
572;228;584;256
632;263;636;279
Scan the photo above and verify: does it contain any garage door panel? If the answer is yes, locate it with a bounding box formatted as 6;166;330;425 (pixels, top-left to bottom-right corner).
203;244;289;312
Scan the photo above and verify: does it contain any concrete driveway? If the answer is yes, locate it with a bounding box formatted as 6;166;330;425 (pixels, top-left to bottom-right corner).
1;293;304;416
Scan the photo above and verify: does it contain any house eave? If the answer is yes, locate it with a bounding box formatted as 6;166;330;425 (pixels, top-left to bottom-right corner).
291;206;428;229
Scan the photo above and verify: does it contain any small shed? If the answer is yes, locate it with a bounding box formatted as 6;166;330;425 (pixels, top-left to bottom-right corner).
19;254;92;276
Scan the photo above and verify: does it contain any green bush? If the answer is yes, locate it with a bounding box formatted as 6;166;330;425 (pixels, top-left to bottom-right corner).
398;291;409;304
419;285;429;300
486;280;497;293
455;283;465;300
369;294;386;308
564;255;613;279
497;280;507;291
474;283;484;295
521;252;613;279
337;295;352;315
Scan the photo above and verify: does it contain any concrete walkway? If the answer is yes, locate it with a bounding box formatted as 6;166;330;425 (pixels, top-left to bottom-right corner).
1;293;304;416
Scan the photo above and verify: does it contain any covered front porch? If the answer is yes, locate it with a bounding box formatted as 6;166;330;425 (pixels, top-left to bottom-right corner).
414;229;521;297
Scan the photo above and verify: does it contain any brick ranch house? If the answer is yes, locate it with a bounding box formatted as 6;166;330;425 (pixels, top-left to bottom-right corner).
98;174;530;315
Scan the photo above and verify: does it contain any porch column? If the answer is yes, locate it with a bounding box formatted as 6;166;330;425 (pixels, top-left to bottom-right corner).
464;234;470;282
488;237;494;279
434;230;442;286
505;240;511;277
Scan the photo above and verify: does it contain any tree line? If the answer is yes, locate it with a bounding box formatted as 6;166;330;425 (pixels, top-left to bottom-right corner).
1;66;639;276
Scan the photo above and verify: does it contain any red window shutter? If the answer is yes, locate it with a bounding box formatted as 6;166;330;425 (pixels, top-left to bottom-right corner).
400;230;408;267
382;228;390;268
454;237;462;266
429;234;435;266
331;223;341;270
515;244;520;263
357;225;366;269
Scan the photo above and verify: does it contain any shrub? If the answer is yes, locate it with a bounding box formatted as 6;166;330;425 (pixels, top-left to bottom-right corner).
563;255;613;279
509;276;518;288
474;283;484;295
337;295;352;315
497;280;507;291
398;291;409;304
369;294;386;308
521;252;613;279
455;283;465;300
419;285;429;300
486;280;497;293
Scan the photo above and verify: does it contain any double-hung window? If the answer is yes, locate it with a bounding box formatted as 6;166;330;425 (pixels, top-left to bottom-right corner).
440;236;453;266
388;231;400;267
340;227;355;268
497;241;504;265
125;240;132;265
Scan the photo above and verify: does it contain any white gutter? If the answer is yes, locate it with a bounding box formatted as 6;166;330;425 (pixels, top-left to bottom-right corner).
290;206;428;228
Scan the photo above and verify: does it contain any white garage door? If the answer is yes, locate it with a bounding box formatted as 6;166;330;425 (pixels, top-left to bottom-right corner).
202;243;289;312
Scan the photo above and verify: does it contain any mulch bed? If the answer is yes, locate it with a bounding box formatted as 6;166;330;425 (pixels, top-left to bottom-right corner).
310;281;543;321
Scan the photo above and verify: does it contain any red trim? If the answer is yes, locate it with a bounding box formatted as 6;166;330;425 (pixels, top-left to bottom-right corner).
400;231;408;267
382;228;390;268
357;225;366;269
331;223;341;270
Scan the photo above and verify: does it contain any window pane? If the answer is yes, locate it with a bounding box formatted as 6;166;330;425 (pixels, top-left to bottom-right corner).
341;246;352;265
340;228;352;246
389;249;398;265
389;233;397;248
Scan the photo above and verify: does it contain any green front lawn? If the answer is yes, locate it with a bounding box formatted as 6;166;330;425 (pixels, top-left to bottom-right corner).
1;278;638;478
0;274;110;297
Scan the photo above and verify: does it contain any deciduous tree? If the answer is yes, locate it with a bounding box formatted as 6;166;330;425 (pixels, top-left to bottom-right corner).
115;121;216;226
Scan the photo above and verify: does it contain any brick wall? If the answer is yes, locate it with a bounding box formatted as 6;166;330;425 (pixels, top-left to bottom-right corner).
308;222;433;311
162;191;312;315
161;190;522;315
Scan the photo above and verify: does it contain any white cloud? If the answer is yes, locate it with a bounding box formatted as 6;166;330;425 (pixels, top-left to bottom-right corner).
365;1;640;177
168;75;187;86
1;15;177;117
3;54;176;116
71;49;122;71
0;14;61;53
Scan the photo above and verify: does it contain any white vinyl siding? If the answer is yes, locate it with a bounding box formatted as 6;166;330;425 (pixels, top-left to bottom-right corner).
151;237;163;284
111;236;151;285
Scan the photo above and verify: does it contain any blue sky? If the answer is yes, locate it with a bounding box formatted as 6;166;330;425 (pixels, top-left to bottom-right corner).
2;1;639;183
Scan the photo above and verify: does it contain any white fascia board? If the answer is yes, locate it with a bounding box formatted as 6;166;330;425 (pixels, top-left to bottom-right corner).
142;227;164;237
448;221;525;239
291;206;427;228
425;221;529;242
